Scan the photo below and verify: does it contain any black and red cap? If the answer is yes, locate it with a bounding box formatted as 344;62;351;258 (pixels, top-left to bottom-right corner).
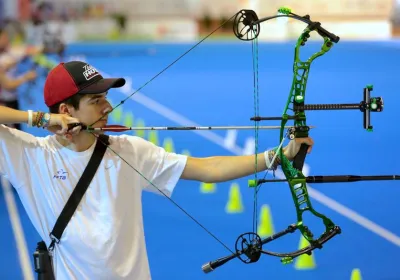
44;61;126;107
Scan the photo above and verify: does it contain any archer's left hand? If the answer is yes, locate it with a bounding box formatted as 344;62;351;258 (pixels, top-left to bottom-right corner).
283;137;314;161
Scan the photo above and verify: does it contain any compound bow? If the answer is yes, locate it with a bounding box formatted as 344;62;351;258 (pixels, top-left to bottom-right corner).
68;6;392;275
201;7;386;272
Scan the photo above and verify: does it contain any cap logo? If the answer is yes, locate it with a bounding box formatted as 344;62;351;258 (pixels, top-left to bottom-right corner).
82;64;100;81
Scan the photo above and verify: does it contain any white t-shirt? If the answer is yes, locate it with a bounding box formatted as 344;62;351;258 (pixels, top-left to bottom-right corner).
0;125;187;279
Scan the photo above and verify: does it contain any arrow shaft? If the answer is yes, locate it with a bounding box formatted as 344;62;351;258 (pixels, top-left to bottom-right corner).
85;125;315;131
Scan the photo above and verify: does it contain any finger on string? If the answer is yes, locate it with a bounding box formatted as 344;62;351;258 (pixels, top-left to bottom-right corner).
55;129;65;136
58;121;69;135
67;122;84;131
72;126;81;134
69;124;82;135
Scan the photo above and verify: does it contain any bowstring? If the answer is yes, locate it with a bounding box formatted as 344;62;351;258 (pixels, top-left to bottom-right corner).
89;14;238;129
249;22;292;233
80;15;243;256
251;29;260;234
93;133;235;255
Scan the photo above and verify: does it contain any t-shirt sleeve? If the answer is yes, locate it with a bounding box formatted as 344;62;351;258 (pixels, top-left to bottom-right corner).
0;125;37;188
125;136;187;197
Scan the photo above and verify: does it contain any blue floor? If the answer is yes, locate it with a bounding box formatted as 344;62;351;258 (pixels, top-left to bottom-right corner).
0;38;399;279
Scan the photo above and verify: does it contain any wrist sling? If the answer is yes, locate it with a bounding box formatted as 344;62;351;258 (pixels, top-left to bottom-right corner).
33;134;110;280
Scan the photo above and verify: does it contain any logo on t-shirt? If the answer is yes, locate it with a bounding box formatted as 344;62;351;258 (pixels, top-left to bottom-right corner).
53;169;68;180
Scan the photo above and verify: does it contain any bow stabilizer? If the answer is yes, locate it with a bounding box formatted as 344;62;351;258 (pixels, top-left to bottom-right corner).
250;175;400;184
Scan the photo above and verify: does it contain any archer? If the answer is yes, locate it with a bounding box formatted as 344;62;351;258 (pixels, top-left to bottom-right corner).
0;60;313;279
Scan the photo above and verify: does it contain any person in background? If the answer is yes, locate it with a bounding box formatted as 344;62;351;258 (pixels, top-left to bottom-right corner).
0;26;38;130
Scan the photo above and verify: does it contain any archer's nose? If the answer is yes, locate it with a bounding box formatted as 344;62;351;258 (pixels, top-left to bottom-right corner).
102;103;112;115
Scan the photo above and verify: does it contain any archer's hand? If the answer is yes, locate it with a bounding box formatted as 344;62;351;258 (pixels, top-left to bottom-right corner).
47;113;82;140
283;137;314;161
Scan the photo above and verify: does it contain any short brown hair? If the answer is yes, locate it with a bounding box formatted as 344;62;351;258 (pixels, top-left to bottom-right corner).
48;93;86;114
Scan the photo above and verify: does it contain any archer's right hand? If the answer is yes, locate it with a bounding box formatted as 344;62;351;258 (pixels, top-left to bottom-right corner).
46;113;82;139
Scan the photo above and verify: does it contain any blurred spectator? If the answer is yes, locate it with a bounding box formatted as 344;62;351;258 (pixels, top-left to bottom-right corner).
0;27;37;130
26;1;66;56
392;0;400;36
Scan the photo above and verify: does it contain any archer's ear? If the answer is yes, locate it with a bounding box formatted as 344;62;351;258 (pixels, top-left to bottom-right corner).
58;103;71;115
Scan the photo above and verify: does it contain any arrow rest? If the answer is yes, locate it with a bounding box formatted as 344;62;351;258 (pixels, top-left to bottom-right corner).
287;126;310;140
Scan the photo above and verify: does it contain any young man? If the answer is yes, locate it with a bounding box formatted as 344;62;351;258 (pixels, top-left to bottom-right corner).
0;61;314;279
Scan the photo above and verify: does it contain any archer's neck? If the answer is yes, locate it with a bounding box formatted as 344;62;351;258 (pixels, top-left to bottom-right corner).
56;132;97;152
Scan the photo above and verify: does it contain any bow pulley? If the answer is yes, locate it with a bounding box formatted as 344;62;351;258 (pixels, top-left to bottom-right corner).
233;10;260;41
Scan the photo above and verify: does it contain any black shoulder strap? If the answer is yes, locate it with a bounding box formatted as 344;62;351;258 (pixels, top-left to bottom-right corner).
48;134;110;251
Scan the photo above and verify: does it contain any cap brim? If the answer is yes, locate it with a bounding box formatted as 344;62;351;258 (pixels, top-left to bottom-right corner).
78;78;126;94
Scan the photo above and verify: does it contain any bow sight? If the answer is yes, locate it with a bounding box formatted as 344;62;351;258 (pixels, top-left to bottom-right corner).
252;85;384;133
202;7;389;273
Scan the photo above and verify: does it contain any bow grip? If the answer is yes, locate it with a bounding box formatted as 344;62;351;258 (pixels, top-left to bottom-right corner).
292;143;308;171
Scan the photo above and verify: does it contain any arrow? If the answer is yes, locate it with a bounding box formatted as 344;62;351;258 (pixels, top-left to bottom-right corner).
68;124;316;132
